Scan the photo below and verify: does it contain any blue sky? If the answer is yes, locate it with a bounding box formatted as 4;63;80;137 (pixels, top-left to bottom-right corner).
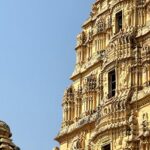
0;0;95;150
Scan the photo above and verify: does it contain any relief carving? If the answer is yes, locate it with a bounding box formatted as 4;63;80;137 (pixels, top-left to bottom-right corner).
96;17;105;33
119;62;129;90
77;31;86;46
128;111;138;141
124;6;132;27
115;137;123;150
91;4;98;16
139;113;150;137
72;132;86;150
107;15;112;29
84;74;97;92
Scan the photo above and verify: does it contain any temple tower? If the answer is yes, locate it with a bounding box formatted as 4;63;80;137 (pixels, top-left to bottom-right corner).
55;0;150;149
0;121;20;150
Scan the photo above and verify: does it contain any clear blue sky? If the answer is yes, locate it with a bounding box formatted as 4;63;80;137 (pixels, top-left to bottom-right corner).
0;1;95;150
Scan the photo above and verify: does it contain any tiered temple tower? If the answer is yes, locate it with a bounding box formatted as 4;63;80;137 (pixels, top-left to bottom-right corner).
55;0;150;149
0;121;20;150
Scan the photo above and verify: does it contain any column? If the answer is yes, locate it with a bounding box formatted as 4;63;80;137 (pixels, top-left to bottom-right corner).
67;104;69;121
146;143;149;150
88;48;90;58
78;103;80;117
102;36;103;49
68;105;70;121
66;109;68;121
94;93;96;110
98;40;99;51
89;97;91;111
88;98;90;111
95;40;97;51
70;103;73;121
86;97;88;112
148;65;150;84
79;99;81;116
62;109;65;122
97;91;100;107
82;100;84;113
76;51;79;63
64;109;66;122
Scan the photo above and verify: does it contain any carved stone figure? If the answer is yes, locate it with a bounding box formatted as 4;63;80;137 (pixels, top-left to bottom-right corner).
139;113;150;137
72;132;85;150
96;17;105;33
72;139;82;150
77;31;86;46
128;111;138;140
91;4;98;16
88;29;93;41
125;8;132;27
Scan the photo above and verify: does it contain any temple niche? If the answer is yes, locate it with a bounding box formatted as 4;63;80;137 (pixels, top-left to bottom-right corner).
54;0;150;150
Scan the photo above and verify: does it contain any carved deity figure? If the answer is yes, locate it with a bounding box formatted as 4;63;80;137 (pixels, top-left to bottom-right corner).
88;29;93;41
72;139;82;150
72;132;86;150
77;85;82;95
125;7;132;27
128;111;138;140
139;113;150;137
77;31;86;46
91;4;98;16
119;62;129;90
